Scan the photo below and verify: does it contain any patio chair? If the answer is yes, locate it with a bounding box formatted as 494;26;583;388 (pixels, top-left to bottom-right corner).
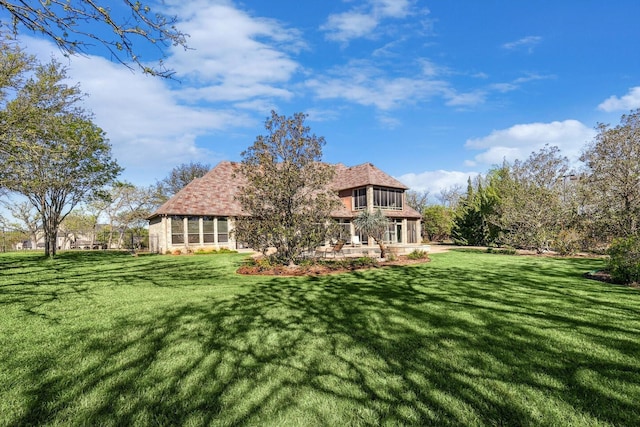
350;235;361;247
322;240;345;258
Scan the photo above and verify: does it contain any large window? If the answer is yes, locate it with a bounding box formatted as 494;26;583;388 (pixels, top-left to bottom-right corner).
407;220;418;244
336;220;351;242
187;217;200;243
203;217;215;243
218;218;229;243
171;216;184;244
353;188;367;210
171;216;230;245
373;187;403;210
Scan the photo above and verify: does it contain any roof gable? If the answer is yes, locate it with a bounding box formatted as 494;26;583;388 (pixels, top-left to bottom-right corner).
150;161;247;217
332;162;408;191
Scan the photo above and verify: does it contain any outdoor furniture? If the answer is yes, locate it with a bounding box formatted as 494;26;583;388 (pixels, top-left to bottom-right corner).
350;235;361;247
318;240;345;258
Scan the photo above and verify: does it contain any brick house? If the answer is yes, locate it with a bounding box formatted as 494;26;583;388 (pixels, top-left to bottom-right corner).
147;161;422;253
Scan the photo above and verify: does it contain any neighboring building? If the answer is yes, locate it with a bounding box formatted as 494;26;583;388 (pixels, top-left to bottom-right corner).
147;161;422;254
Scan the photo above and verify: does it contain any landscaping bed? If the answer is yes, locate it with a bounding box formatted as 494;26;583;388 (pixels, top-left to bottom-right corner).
237;254;431;276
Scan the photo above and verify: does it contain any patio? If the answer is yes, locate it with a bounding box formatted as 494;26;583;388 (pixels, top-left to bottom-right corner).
314;243;431;259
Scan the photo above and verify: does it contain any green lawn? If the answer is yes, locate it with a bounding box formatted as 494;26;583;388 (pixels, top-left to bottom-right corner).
0;250;639;426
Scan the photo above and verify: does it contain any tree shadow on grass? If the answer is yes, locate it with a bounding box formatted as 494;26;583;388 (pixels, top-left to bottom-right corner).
6;254;640;425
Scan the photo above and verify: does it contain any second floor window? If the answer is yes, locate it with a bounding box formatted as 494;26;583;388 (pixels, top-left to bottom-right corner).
373;187;403;210
353;188;367;210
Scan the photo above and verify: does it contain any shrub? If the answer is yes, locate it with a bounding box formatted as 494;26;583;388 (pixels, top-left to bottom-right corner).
486;247;517;255
407;249;429;260
217;247;237;254
554;229;581;256
351;256;378;268
607;236;640;284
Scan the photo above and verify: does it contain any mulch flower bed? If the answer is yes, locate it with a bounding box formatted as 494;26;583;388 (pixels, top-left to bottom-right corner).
237;256;431;276
583;269;640;289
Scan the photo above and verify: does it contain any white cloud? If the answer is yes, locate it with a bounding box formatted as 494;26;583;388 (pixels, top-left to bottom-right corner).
444;90;487;107
598;87;640;112
502;36;542;52
20;36;249;185
16;0;311;185
465;120;596;166
322;12;379;42
372;0;413;18
376;114;402;129
397;170;479;195
489;73;554;93
321;0;414;42
166;0;302;106
306;60;455;110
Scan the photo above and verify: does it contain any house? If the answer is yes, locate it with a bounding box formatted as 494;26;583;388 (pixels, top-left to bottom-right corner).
147;161;422;254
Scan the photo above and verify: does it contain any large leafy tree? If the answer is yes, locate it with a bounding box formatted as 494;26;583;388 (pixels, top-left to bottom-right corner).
154;161;210;204
234;111;339;265
0;0;188;77
422;205;454;242
580;109;640;240
493;145;569;253
0;45;121;257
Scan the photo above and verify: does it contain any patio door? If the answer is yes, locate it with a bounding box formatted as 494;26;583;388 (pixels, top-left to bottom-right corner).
384;220;402;244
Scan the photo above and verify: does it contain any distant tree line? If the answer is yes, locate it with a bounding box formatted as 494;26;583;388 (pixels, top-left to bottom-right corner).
414;109;640;255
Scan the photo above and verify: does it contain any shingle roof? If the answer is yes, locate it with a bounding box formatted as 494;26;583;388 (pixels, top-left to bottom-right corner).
149;161;420;219
150;161;247;218
331;162;409;190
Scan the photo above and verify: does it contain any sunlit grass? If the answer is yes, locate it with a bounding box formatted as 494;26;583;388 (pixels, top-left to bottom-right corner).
0;250;639;426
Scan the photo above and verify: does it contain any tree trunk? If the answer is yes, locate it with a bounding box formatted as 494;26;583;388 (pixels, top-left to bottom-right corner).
44;226;57;258
374;238;386;259
42;212;60;258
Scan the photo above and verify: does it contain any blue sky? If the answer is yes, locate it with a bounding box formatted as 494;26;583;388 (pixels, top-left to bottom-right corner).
13;0;640;198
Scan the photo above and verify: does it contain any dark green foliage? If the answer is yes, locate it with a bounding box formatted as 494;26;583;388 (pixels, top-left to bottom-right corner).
607;236;640;284
452;174;502;246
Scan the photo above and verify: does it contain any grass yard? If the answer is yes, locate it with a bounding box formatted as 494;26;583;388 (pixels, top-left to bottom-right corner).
0;250;639;426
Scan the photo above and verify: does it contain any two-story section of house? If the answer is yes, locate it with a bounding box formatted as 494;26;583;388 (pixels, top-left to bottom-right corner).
147;161;422;254
332;163;422;246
